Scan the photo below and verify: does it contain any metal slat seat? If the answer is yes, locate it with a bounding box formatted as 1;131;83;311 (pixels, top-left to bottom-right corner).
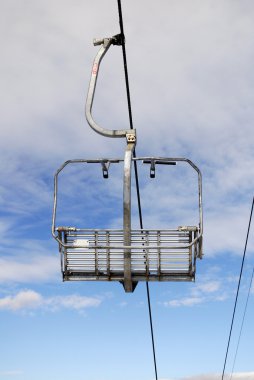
56;227;202;283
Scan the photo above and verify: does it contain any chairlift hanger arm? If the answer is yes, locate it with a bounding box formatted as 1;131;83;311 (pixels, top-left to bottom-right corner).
85;34;136;141
123;141;135;292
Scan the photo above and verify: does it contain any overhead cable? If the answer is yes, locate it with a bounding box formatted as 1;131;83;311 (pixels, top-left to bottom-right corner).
230;199;254;380
229;264;254;378
222;196;254;380
116;1;158;379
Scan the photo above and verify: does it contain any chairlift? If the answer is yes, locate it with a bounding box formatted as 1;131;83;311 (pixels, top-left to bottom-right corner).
52;35;203;293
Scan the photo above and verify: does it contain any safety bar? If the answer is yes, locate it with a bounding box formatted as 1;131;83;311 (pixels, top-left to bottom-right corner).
85;34;136;142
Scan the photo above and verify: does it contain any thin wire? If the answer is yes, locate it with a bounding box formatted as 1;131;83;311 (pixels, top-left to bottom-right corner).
116;1;158;379
116;0;142;225
229;267;254;380
221;196;254;380
146;281;159;379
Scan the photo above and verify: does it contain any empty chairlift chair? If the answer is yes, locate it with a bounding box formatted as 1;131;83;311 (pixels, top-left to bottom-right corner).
52;34;203;292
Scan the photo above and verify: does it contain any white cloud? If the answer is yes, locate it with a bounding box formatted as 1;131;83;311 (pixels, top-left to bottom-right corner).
119;301;128;307
0;255;59;283
1;0;254;163
0;219;13;239
163;275;230;307
0;159;52;215
0;290;42;311
195;281;221;294
45;294;101;311
204;203;254;256
0;290;101;312
214;293;228;302
164;296;204;308
0;0;253;277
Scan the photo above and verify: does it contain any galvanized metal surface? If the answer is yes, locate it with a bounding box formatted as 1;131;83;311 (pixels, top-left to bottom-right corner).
123;142;135;291
52;157;203;292
85;35;136;140
57;229;200;282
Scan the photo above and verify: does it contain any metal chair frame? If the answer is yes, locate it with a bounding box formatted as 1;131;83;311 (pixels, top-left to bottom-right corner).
52;34;203;292
52;156;203;292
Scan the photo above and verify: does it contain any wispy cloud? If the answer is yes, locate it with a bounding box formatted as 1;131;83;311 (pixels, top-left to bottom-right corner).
0;290;101;313
195;281;221;293
0;370;23;377
0;290;42;311
163;276;229;308
45;294;102;311
0;254;58;284
164;296;204;308
177;372;254;380
1;0;254;269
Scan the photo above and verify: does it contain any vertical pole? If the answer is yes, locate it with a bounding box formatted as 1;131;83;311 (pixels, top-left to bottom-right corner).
123;142;135;292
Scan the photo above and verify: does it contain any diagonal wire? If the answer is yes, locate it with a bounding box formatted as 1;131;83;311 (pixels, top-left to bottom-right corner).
116;1;158;379
229;266;254;380
221;196;254;380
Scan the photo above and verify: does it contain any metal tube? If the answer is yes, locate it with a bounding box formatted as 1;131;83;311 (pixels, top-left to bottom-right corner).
123;141;135;292
85;38;136;139
52;156;203;260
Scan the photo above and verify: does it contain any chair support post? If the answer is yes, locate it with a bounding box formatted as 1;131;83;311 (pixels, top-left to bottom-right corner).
123;141;135;292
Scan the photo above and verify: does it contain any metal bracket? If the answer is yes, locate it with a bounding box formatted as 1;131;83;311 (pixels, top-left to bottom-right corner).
85;34;136;141
126;133;136;144
93;34;124;47
178;226;198;232
101;161;110;178
143;159;176;178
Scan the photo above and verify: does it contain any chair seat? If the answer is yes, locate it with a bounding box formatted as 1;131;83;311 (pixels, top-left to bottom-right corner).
57;227;202;283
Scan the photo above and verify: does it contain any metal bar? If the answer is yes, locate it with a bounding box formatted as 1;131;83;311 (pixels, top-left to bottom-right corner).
188;231;192;274
157;231;161;277
52;156;203;268
106;231;110;279
55;238;201;250
95;231;98;277
123;141;135;292
145;231;149;277
85;37;136;139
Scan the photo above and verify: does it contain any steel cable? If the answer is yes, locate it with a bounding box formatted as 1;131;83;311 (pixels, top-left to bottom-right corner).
116;1;158;379
229;266;254;380
221;196;254;380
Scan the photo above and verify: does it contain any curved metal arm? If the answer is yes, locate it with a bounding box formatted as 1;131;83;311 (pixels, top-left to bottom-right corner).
137;156;203;237
139;156;203;258
51;158;122;246
85;35;136;140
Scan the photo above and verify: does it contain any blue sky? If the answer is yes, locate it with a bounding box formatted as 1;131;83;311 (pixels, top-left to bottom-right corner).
1;1;254;379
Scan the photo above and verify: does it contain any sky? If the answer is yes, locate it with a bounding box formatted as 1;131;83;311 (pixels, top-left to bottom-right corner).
0;0;254;379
